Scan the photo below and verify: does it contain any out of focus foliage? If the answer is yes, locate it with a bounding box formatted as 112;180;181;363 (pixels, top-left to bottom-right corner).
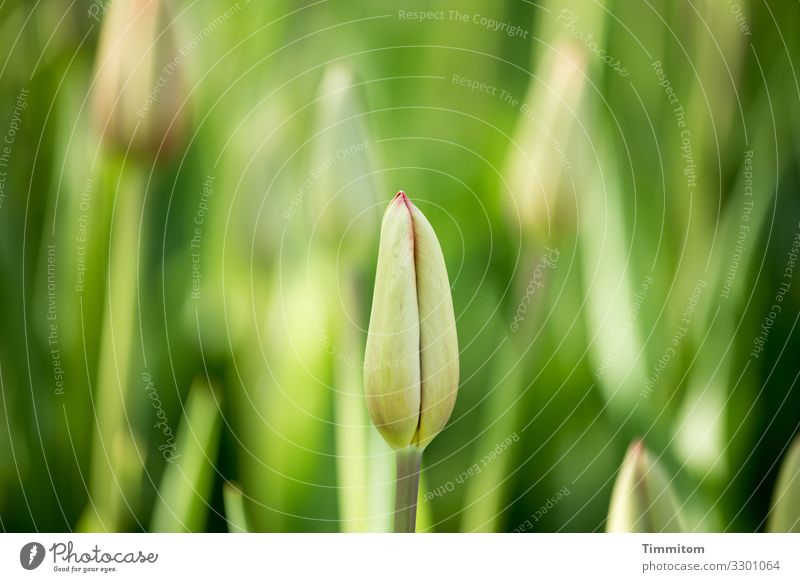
0;0;798;532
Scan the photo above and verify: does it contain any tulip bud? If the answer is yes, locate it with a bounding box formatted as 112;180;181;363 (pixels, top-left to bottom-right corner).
606;440;685;532
364;192;459;451
308;64;377;251
768;435;800;532
503;42;585;244
92;0;186;159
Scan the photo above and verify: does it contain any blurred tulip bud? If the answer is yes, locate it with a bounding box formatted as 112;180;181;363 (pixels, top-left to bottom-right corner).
308;64;377;252
768;435;800;532
92;0;186;159
364;192;459;450
504;41;585;244
606;440;685;532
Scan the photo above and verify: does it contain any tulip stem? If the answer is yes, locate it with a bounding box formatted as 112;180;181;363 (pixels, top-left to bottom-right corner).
393;446;423;533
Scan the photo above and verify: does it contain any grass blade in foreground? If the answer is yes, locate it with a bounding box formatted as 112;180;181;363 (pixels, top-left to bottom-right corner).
151;378;221;532
309;63;380;531
223;482;251;533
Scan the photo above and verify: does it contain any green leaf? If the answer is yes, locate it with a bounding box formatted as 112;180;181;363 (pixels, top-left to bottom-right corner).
151;378;221;532
223;482;251;533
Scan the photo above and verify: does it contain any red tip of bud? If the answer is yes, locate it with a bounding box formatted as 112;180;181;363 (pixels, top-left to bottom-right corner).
393;191;412;211
629;439;645;457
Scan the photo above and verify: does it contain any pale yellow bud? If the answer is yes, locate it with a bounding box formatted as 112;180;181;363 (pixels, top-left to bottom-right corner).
607;440;685;532
364;192;459;450
768;435;800;532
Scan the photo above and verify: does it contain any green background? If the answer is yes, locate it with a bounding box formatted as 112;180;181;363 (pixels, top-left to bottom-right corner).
0;0;798;532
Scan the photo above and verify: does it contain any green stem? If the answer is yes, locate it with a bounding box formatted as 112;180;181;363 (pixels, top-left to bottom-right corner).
81;161;144;531
393;446;423;533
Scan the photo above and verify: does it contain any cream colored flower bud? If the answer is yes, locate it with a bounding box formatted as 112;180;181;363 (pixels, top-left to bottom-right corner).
768;434;800;532
607;440;685;532
364;192;459;450
92;0;186;159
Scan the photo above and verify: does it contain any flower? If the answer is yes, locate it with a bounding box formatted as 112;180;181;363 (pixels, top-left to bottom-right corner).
92;0;186;159
768;434;800;532
606;440;685;532
364;192;459;450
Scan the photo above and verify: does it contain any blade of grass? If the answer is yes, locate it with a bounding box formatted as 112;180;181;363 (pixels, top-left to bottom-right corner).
151;377;222;532
223;481;250;533
309;63;380;532
79;160;146;532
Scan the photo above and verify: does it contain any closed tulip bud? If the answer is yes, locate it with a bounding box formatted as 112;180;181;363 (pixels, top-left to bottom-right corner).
364;191;459;451
503;41;585;245
308;64;377;252
606;440;685;532
364;191;458;532
92;0;186;160
768;435;800;532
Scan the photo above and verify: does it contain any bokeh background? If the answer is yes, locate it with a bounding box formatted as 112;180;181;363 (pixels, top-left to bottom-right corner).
0;0;798;532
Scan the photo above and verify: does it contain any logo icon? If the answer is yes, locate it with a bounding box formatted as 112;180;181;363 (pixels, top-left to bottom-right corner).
20;542;45;570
